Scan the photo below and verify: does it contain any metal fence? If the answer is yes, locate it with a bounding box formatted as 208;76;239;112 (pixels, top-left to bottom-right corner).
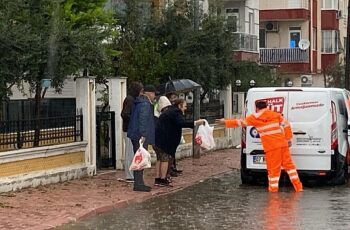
0;115;83;152
185;102;224;123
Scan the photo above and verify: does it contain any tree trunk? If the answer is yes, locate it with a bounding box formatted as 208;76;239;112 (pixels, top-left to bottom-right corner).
33;83;42;147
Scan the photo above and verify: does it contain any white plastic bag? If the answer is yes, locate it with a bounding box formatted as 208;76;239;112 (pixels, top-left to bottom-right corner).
195;120;216;150
129;139;152;171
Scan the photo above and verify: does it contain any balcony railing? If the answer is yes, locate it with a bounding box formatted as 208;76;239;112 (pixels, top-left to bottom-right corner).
233;33;258;52
261;0;309;10
260;48;309;64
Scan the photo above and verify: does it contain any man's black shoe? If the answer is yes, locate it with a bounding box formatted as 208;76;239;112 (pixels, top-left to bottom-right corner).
133;185;151;192
159;178;173;187
154;178;162;186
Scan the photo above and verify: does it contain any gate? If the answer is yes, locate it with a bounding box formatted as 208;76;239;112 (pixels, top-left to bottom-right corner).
96;111;116;170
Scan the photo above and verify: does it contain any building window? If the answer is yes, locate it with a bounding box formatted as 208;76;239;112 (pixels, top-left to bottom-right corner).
322;30;339;53
321;0;338;10
249;12;254;34
226;8;239;32
288;0;301;8
289;27;301;48
259;29;266;48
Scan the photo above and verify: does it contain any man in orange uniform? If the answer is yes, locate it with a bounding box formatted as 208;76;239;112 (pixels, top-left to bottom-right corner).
216;101;303;192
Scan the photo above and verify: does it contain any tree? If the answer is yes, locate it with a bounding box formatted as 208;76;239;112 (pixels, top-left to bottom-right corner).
114;0;278;94
0;0;119;146
232;61;281;92
174;5;234;99
323;60;345;87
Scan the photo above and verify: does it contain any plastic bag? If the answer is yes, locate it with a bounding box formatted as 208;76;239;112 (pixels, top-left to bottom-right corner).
129;139;152;171
195;120;216;150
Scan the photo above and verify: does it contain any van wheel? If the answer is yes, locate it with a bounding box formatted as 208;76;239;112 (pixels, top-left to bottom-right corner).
330;154;347;185
240;151;256;185
241;168;256;185
344;157;349;183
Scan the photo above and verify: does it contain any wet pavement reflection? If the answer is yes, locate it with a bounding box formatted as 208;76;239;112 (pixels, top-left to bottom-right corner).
58;171;350;230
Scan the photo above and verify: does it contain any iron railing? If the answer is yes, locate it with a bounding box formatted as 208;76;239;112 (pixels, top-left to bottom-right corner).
185;102;224;124
260;48;309;64
233;33;258;52
0;115;83;152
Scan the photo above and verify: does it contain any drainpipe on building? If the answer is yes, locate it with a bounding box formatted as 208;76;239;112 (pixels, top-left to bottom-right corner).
309;0;312;74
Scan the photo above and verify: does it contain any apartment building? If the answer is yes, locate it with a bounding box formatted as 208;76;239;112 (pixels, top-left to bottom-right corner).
222;0;259;61
260;0;348;87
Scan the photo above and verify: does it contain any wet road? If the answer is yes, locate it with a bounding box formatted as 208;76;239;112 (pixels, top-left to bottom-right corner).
58;171;350;230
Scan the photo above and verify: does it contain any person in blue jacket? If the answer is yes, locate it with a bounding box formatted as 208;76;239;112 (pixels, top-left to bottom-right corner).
127;85;156;192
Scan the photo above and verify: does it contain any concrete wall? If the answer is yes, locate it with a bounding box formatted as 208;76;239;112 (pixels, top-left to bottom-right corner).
0;142;92;193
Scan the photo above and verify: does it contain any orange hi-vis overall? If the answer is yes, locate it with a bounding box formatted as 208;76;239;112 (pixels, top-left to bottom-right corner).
225;109;303;192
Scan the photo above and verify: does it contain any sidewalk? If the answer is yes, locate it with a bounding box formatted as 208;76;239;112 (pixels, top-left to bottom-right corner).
0;148;240;230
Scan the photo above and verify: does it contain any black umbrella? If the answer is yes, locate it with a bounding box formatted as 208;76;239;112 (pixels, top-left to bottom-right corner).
157;79;201;95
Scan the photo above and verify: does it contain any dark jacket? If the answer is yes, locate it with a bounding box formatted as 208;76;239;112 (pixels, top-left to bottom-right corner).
155;106;194;156
121;95;135;132
127;95;155;144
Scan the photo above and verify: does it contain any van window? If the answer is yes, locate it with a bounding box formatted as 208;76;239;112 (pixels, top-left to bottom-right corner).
336;94;346;116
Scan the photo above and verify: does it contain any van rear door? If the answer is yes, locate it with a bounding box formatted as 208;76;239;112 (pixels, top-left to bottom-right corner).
287;91;331;170
246;91;288;169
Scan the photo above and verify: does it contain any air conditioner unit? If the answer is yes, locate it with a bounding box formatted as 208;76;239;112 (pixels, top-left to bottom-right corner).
265;22;279;32
301;75;313;86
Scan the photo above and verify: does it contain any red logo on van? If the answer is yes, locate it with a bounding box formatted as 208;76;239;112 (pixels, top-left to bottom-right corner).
256;97;285;113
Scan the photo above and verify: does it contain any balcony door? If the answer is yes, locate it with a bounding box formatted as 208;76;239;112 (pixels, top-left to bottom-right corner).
289;27;301;48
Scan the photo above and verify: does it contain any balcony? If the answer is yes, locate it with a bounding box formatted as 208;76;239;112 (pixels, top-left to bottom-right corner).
233;33;258;52
260;48;309;64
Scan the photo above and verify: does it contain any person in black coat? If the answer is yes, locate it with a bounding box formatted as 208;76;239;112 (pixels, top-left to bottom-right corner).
155;99;204;180
120;82;143;183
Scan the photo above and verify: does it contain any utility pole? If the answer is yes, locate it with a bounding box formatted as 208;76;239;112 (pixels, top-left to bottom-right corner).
192;0;200;158
345;0;350;90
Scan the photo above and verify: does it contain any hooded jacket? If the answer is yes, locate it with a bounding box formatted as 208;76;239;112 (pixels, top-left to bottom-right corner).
224;109;290;152
127;95;155;144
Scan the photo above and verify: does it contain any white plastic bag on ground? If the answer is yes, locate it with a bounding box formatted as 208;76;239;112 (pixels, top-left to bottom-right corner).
129;139;152;171
195;120;216;150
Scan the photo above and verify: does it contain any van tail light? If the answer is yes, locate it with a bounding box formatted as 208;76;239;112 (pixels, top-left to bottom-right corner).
241;102;247;149
331;102;338;150
241;127;246;148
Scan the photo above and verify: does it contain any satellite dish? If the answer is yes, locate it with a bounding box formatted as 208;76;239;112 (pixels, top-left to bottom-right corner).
298;39;310;50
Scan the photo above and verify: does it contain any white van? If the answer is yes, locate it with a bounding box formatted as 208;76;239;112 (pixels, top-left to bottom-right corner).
241;87;350;185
